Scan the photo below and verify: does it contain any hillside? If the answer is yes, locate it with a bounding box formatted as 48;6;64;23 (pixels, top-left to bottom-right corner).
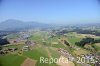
0;19;50;31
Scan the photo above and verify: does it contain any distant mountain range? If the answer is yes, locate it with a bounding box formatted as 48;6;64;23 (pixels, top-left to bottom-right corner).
0;19;100;31
0;19;51;31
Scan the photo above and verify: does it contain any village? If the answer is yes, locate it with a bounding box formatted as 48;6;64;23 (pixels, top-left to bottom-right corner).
0;31;36;55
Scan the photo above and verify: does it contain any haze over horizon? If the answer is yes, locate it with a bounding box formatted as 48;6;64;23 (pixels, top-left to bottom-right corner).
0;0;100;24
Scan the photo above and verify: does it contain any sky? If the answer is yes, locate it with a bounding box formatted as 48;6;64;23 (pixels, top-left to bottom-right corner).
0;0;100;24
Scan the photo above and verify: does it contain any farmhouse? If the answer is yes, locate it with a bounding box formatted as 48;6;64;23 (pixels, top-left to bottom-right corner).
25;40;35;46
0;48;18;55
8;48;18;52
22;40;36;51
22;46;29;51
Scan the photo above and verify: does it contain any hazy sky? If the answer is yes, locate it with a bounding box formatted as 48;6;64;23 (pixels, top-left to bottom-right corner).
0;0;100;24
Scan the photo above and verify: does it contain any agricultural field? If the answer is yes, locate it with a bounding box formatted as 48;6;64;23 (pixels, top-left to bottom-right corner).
92;43;100;51
0;54;26;66
0;31;100;66
66;32;82;44
73;48;90;56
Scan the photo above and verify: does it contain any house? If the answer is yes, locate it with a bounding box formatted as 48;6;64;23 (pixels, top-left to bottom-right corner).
23;40;36;51
8;48;18;52
22;46;29;51
25;40;35;46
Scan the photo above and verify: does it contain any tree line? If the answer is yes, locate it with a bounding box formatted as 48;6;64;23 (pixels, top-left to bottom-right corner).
73;29;100;36
0;38;10;45
75;37;100;47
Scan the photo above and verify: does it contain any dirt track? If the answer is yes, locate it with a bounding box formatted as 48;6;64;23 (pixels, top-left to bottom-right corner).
21;58;37;66
56;56;75;66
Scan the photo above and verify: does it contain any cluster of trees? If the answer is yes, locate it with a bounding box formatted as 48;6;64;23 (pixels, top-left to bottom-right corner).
56;30;69;35
73;29;100;36
75;37;100;47
0;38;10;45
64;40;70;46
56;28;100;36
0;45;2;50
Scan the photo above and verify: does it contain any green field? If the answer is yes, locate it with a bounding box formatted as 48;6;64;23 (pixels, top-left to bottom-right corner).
0;54;26;66
29;33;42;43
3;44;24;49
92;43;100;51
0;44;60;66
23;44;60;66
67;37;81;44
23;46;48;60
1;31;100;66
66;32;82;44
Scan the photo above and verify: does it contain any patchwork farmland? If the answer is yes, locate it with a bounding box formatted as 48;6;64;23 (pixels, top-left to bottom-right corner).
0;30;100;66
